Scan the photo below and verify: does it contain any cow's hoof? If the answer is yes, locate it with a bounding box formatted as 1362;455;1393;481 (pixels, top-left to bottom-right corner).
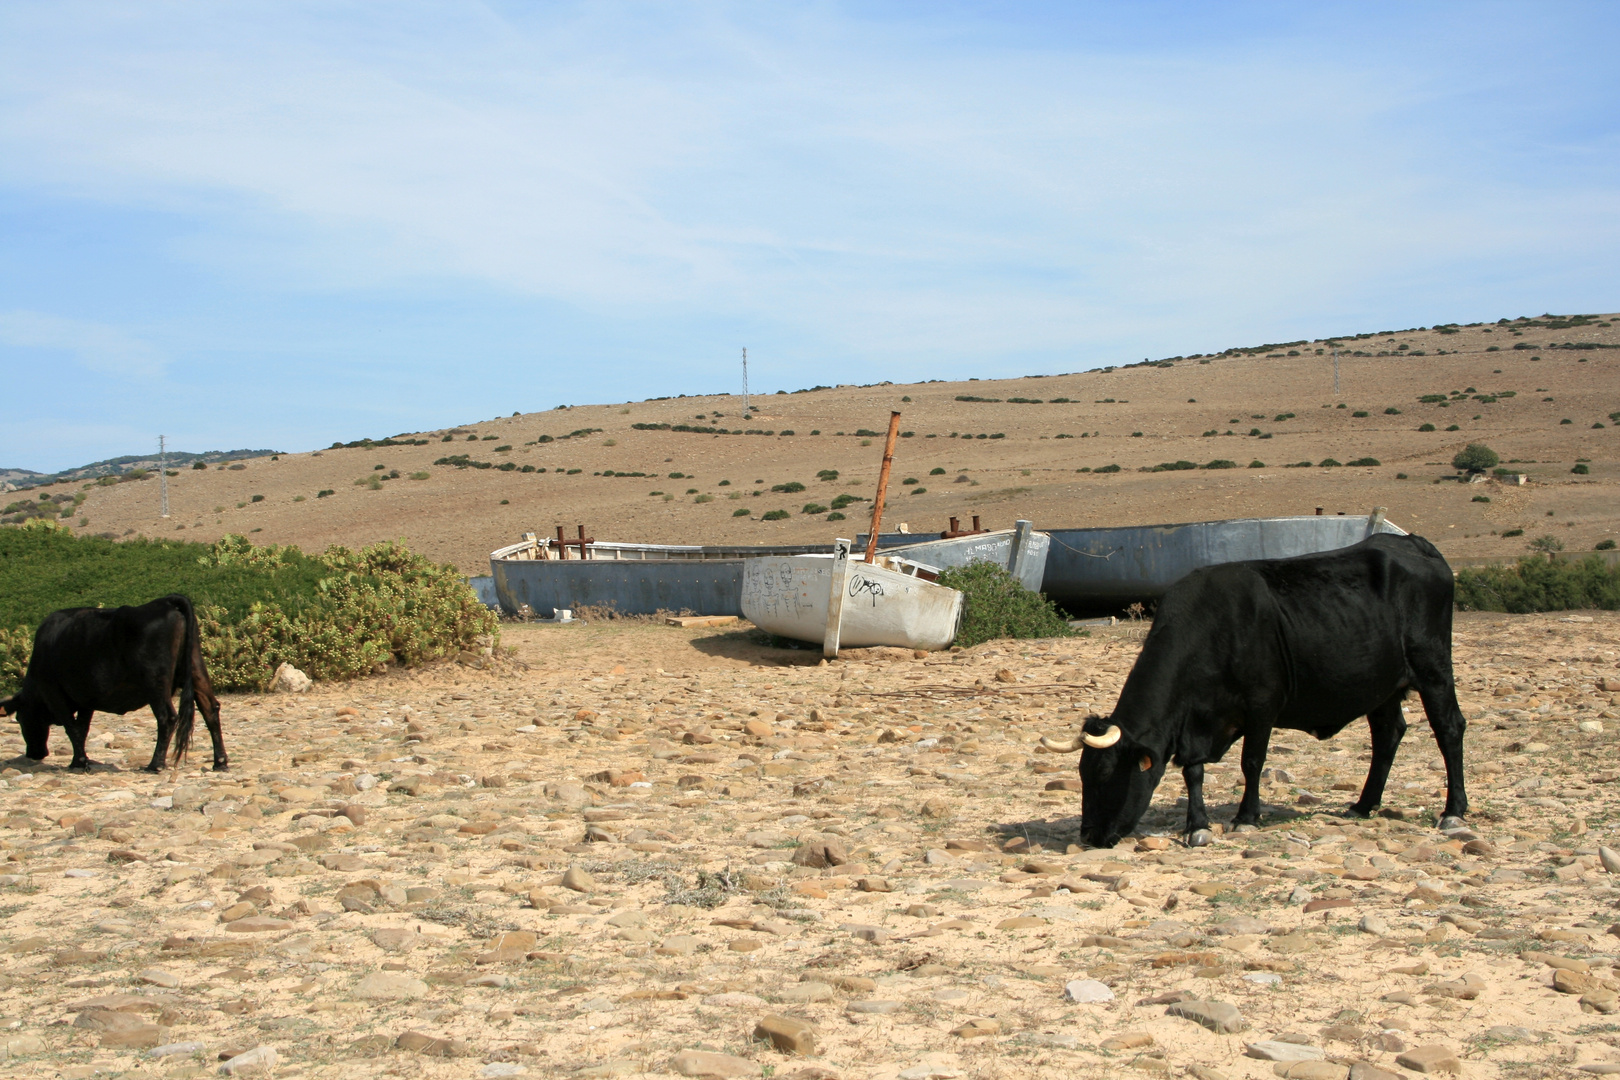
212;762;230;772
1438;815;1468;833
142;765;162;775
1345;804;1374;819
1187;829;1215;848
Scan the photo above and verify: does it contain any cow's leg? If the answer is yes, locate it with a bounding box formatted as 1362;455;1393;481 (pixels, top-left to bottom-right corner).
1183;764;1214;846
197;676;228;771
64;709;95;770
1350;695;1407;818
145;695;176;774
1233;727;1272;828
1415;682;1468;829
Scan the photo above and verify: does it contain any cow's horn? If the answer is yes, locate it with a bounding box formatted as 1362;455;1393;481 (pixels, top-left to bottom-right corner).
1039;735;1084;753
1082;725;1122;749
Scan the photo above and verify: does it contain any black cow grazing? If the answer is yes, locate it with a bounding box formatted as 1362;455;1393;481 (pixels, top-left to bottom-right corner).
0;595;227;773
1041;533;1466;848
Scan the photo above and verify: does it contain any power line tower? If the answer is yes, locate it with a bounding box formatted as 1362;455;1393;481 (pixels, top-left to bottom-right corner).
158;435;169;518
741;347;750;415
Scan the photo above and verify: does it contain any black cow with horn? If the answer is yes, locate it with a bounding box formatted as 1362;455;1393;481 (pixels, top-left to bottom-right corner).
1043;533;1467;848
0;595;227;772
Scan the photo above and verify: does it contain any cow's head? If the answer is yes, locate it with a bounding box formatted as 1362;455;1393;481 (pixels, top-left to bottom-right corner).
1042;716;1167;848
0;693;49;761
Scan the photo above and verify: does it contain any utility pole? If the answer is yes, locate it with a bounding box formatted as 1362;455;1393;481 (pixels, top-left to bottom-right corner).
158;435;169;518
741;348;750;416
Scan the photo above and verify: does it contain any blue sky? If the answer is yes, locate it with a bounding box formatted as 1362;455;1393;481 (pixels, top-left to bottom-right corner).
2;1;1616;472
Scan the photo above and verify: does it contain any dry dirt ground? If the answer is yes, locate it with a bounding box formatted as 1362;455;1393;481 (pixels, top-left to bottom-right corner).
64;314;1620;575
2;612;1620;1079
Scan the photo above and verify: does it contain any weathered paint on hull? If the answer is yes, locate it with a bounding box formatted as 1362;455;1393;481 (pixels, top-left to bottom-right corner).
1040;514;1407;611
741;555;964;650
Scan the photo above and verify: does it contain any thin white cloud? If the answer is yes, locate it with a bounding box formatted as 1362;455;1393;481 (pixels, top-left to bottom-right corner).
0;310;167;379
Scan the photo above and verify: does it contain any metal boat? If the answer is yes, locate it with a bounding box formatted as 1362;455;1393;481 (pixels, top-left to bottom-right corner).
489;521;1049;619
1040;510;1406;612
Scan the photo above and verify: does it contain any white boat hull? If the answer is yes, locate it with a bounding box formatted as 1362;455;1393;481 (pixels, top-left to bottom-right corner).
742;553;964;651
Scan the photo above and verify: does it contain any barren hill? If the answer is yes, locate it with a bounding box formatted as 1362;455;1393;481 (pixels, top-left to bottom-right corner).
55;314;1620;574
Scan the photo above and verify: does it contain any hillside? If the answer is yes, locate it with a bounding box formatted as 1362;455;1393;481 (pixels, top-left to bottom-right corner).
38;314;1620;574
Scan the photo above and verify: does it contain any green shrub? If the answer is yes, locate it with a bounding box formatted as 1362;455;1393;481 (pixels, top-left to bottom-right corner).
1455;555;1620;612
901;477;918;485
1530;535;1565;553
1201;459;1237;470
929;467;946;475
694;494;714;504
937;562;1073;648
1384;407;1401;415
1418;423;1436;432
801;503;828;514
192;461;207;470
1094;464;1121;473
1151;461;1197;472
732;508;750;517
316;489;335;498
1351;411;1369;418
1502;528;1523;537
1573;463;1590;475
829;493;865;510
409;471;430;480
1596;539;1616;550
827;512;846;521
1319;458;1342;468
0;525;497;694
771;481;806;493
1249;460;1265;468
1346;457;1380;467
910;487;927;495
1472;495;1490;503
1452;443;1499;472
1446;425;1461;432
816;470;839;482
761;510;789;521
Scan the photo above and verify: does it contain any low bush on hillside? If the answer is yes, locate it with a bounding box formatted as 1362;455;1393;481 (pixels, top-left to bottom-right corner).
1455;555;1620;612
939;562;1073;648
761;510;789;521
0;521;497;694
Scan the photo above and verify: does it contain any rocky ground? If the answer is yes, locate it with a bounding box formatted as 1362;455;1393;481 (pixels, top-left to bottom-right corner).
2;611;1620;1080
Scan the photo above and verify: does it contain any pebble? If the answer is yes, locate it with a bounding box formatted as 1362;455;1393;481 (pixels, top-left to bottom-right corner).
1395;1045;1464;1074
1358;914;1391;936
753;1014;817;1055
1167;999;1248;1033
672;1050;756;1078
136;967;180;988
1243;972;1283;986
482;1065;528;1078
147;1041;207;1059
218;1045;278;1075
1064;979;1115;1003
848;1000;903;1014
1247;1041;1325;1062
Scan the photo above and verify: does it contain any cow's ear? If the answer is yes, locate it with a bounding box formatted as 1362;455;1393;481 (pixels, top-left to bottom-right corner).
1138;754;1153;772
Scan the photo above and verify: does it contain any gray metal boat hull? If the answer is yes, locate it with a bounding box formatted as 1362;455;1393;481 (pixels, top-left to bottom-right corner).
489;522;1050;619
1041;514;1406;611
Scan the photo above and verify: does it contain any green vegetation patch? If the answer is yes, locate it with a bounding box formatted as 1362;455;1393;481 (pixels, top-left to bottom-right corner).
1455;555;1620;613
0;521;497;695
937;562;1073;649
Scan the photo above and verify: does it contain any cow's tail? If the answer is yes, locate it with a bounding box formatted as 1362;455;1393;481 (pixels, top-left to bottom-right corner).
171;595;199;767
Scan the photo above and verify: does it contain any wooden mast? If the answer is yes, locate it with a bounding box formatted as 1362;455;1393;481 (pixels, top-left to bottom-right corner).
863;411;902;563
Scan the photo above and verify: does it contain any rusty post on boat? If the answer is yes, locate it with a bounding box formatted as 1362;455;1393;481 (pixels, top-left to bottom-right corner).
577;525;589;560
556;525;569;559
864;411;902;563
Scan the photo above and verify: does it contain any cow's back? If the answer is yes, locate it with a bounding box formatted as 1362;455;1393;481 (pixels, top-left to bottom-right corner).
27;600;188;713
